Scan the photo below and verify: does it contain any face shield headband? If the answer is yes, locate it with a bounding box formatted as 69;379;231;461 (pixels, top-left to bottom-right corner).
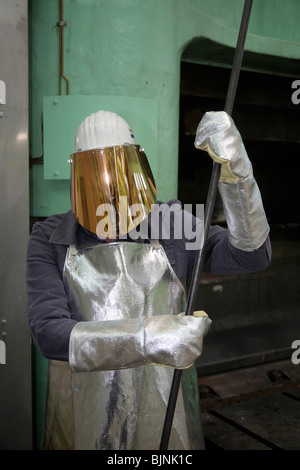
70;144;157;238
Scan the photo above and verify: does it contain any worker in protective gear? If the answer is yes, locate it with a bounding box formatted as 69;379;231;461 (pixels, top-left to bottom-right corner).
26;110;271;450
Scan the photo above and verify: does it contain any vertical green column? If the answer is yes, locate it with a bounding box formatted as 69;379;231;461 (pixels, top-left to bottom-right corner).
29;0;182;446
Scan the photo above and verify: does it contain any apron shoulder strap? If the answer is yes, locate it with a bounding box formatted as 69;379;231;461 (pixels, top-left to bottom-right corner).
69;245;78;255
149;239;160;249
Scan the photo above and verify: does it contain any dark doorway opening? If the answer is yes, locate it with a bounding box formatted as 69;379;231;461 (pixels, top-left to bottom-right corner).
178;62;300;225
178;62;300;374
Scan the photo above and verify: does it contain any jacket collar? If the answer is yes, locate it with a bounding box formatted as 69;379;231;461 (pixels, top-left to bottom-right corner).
49;210;102;248
49;210;148;248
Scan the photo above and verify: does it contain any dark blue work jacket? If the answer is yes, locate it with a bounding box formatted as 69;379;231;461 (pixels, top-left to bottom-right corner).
26;200;271;362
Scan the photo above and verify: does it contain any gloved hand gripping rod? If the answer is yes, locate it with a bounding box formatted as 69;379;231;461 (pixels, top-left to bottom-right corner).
159;0;254;450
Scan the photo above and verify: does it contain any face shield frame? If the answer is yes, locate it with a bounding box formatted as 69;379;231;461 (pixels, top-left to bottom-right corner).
69;144;157;239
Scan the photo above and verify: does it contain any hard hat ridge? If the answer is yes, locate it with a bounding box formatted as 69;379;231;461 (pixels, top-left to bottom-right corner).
75;110;136;152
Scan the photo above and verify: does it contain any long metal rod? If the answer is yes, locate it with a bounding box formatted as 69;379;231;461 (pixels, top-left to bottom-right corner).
159;0;253;450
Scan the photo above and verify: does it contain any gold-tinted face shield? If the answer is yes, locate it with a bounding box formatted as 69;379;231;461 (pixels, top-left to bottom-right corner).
70;144;157;238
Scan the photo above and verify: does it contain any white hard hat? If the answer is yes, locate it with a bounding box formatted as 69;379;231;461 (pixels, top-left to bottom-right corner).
75;110;136;151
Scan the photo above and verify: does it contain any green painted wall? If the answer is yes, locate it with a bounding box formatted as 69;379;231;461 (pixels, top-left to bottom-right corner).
29;0;300;216
28;0;300;448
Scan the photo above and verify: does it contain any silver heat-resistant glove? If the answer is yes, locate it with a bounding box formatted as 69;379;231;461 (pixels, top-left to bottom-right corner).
195;111;269;251
69;311;211;373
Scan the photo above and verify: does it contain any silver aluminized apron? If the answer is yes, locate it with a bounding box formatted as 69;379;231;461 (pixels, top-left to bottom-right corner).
43;241;204;450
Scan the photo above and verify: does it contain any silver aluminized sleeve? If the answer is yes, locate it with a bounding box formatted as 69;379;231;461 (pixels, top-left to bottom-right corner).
69;314;211;373
195;111;269;251
218;175;270;251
